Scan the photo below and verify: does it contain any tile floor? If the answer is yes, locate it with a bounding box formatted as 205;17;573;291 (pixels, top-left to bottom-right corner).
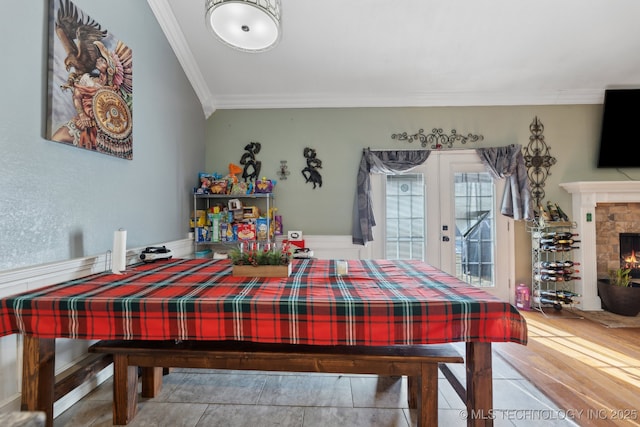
54;344;578;427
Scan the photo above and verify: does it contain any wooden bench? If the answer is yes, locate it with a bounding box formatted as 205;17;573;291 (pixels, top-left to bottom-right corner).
89;339;464;427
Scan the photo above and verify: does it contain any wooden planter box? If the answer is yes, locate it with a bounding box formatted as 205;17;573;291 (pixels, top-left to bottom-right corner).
232;263;292;278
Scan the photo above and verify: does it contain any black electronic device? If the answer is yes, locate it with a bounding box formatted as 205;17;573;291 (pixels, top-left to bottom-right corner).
293;248;314;259
597;88;640;168
139;246;172;262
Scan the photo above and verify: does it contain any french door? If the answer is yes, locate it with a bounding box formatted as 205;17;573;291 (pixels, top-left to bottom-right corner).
370;150;513;301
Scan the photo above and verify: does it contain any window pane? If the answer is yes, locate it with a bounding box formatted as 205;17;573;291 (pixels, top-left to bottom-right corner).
385;174;424;261
454;172;495;287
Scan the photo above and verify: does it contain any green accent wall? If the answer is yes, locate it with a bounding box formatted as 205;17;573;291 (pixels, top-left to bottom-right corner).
206;105;635;236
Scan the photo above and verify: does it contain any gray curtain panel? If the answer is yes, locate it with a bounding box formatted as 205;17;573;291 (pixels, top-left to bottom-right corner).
352;149;430;245
475;144;535;221
352;145;534;246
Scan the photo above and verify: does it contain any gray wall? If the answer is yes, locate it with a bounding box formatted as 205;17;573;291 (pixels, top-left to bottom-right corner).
205;105;639;285
0;0;205;271
205;105;636;235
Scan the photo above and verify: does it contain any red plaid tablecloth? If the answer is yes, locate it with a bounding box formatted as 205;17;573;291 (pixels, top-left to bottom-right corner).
0;258;527;345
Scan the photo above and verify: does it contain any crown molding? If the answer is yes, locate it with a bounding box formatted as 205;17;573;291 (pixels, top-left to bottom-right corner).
209;89;606;110
147;0;605;114
147;0;217;118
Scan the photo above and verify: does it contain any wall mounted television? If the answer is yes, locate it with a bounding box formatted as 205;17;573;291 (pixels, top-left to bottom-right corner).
597;88;640;168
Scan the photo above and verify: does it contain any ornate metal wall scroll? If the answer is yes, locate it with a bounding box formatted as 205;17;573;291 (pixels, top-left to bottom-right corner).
391;128;483;149
522;117;556;206
239;142;262;181
301;147;322;189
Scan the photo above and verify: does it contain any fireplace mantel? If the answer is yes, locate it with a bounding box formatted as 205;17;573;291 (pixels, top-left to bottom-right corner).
560;181;640;310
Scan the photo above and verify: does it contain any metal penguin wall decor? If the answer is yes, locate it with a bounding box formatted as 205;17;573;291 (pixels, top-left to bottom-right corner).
301;147;322;189
239;141;262;181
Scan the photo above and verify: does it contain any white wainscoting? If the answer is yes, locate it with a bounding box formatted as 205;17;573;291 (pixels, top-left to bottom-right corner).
0;238;193;415
295;235;372;260
0;235;368;415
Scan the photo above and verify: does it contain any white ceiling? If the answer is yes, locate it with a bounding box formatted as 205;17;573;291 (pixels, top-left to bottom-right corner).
147;0;640;118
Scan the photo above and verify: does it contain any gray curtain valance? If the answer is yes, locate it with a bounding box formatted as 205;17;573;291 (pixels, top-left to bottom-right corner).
351;145;534;246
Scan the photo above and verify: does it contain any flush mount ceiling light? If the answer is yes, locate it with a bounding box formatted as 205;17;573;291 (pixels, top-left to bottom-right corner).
205;0;282;53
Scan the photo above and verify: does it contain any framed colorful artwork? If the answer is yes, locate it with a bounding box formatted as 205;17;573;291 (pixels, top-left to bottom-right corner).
46;0;133;159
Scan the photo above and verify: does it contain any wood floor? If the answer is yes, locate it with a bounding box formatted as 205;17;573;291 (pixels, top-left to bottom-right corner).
494;309;640;427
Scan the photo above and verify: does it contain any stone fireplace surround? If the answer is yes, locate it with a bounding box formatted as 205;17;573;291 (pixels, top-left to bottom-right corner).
596;206;640;277
560;181;640;310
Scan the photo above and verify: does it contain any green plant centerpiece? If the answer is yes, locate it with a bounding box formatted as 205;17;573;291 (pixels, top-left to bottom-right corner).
597;267;640;316
229;245;291;266
229;244;293;278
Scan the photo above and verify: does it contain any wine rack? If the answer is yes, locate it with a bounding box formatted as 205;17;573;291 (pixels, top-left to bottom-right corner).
529;219;581;313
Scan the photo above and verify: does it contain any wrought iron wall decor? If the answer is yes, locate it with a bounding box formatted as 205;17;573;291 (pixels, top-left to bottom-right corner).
391;128;483;149
239;142;262;181
522;116;556;206
277;160;290;180
301;147;322;189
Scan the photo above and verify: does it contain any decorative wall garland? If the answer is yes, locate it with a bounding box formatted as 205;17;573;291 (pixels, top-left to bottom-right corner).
522;116;556;206
391;128;484;149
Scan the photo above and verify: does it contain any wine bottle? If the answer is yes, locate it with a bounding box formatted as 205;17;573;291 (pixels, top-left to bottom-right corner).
540;244;580;251
538;231;579;240
535;268;579;275
535;274;565;282
545;245;580;251
555;203;570;222
535;268;560;275
561;260;580;267
547;201;560;221
556;239;580;245
533;261;552;268
537;261;579;269
556;289;580;297
539;297;563;309
540;291;574;303
555;232;579;239
563;275;582;281
538;204;552;221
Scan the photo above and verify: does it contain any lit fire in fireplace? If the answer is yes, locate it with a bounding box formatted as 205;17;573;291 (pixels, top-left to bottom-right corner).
623;249;639;269
619;233;640;277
